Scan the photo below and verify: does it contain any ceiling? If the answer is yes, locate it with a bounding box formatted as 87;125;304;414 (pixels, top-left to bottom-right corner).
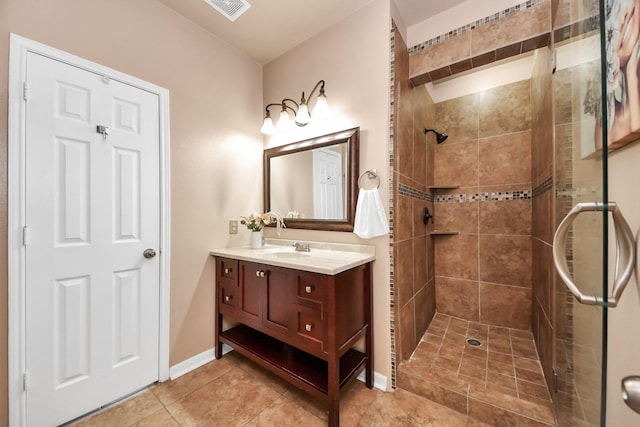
156;0;465;65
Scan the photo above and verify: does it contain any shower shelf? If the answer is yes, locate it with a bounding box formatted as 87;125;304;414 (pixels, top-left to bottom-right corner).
430;231;459;235
429;185;460;190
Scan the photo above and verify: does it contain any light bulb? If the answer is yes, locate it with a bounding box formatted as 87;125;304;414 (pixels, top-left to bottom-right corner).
277;109;291;129
260;116;275;134
295;103;311;126
312;93;330;120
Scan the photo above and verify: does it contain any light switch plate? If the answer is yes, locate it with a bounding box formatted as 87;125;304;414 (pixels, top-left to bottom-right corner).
229;220;238;234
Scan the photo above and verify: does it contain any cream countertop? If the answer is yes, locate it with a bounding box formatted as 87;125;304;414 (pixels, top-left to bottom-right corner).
210;238;375;275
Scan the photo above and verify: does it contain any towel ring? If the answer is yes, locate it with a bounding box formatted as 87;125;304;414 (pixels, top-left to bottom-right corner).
358;168;380;189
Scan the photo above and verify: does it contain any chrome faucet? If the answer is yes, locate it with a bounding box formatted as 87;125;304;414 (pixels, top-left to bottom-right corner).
293;241;310;252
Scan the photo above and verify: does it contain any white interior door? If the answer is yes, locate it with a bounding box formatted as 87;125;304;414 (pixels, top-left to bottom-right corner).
24;52;161;426
313;148;343;219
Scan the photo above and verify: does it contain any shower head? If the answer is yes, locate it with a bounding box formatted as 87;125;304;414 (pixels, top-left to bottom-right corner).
424;128;448;144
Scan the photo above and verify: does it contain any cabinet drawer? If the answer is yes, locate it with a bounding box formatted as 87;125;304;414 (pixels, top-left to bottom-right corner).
220;284;237;311
218;258;238;281
293;304;325;352
295;272;323;307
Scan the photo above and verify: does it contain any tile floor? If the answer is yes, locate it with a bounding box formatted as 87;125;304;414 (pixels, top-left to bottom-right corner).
67;313;560;426
67;350;493;426
397;313;557;426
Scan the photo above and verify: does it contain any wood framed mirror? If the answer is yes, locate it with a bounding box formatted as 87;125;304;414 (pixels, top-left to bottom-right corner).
263;127;359;231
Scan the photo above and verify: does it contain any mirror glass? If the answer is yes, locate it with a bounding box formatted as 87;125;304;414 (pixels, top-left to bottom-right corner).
264;127;359;231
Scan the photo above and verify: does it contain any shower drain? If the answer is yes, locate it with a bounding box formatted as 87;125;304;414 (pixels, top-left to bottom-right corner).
466;338;482;347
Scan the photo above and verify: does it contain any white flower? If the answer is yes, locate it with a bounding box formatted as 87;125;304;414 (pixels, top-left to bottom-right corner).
240;211;286;235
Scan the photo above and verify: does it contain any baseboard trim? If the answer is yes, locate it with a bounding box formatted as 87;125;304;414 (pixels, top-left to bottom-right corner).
357;370;388;391
169;348;215;380
169;346;388;391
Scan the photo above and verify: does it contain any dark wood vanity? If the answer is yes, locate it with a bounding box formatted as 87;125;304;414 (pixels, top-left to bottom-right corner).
213;254;373;427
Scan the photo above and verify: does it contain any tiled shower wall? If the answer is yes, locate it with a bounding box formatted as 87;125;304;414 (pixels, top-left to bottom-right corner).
431;80;533;331
392;26;436;365
531;43;554;395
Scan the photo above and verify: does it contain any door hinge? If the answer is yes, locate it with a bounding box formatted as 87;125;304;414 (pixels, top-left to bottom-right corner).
553;368;559;394
22;226;30;246
23;372;29;392
23;81;30;101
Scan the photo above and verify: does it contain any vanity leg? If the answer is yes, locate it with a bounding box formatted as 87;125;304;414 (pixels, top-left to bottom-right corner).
214;312;223;359
328;357;340;427
365;263;373;389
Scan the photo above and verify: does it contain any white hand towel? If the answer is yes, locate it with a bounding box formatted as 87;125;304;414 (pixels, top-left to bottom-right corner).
353;188;390;239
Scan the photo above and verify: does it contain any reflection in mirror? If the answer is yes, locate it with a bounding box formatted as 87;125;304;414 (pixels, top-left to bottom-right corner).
264;128;359;231
270;143;348;220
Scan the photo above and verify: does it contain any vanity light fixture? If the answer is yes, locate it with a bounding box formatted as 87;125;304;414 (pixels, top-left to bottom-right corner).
261;80;329;134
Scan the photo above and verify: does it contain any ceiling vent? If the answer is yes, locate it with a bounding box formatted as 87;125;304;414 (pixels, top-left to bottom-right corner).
203;0;251;22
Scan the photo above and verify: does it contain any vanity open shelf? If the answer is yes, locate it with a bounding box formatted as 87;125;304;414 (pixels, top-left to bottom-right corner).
219;324;367;395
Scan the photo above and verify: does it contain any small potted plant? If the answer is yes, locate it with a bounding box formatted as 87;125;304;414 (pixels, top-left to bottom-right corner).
240;211;285;248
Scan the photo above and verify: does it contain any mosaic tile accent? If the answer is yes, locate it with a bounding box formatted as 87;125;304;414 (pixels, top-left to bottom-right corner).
553;15;600;44
435;190;532;203
389;20;397;389
398;183;434;202
532;176;553;198
555;186;600;199
408;0;548;55
397;184;532;204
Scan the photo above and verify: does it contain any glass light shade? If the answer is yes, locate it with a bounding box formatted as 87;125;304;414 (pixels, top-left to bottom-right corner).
260;116;275;134
312;94;330;120
277;110;291;129
294;103;311;126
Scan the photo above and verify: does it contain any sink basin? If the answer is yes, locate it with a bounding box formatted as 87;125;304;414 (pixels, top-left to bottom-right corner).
264;252;311;259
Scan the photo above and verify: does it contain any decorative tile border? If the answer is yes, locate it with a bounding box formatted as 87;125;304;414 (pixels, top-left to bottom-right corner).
399;184;533;203
553;15;600;44
398;183;433;202
556;186;601;199
388;20;398;390
532;176;553;197
408;0;548;55
435;190;531;203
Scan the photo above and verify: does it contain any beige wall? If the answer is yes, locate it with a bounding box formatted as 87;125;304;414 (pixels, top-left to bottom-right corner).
0;0;265;424
607;141;640;426
262;0;392;385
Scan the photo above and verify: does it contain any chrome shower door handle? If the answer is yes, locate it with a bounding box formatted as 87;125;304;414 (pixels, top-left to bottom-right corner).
552;202;636;307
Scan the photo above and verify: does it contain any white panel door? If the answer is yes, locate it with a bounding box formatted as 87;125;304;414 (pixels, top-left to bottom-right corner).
313;149;343;219
24;52;160;426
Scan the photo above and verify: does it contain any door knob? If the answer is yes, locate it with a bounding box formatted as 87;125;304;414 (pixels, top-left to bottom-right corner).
622;376;640;413
143;249;157;259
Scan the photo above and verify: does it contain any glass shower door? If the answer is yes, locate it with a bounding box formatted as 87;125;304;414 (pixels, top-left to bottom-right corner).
552;21;607;423
552;1;636;425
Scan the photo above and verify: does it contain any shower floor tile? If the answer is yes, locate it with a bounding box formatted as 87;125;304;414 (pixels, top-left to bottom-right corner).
398;313;557;426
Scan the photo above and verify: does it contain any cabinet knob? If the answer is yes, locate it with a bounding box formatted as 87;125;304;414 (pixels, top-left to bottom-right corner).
224;268;232;274
224;295;232;302
256;270;265;278
305;285;313;294
305;323;313;332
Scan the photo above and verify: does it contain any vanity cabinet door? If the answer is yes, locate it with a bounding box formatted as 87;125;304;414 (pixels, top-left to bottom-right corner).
262;265;293;337
237;261;293;337
238;261;262;326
